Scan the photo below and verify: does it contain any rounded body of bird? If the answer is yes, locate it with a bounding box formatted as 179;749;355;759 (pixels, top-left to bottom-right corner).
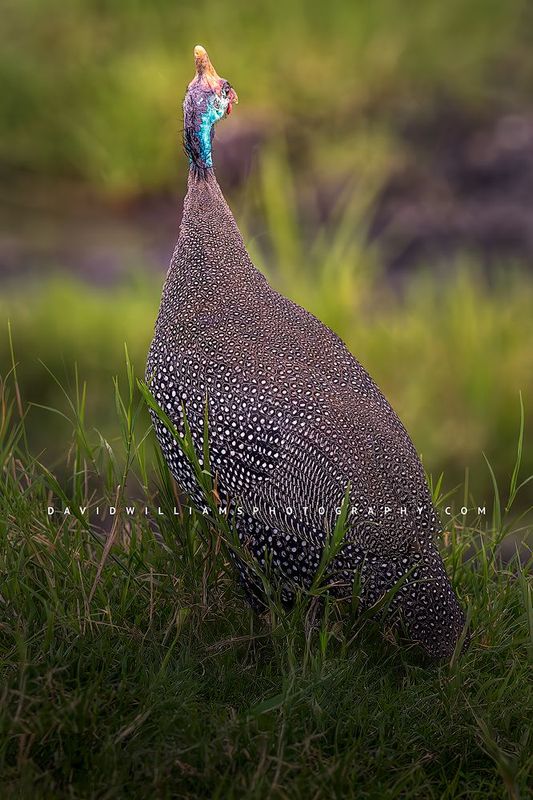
146;47;467;659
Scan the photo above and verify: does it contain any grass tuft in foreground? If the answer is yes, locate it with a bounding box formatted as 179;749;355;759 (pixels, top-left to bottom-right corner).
0;356;531;799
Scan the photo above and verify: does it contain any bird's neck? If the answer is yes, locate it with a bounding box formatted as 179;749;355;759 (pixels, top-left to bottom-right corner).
158;171;265;321
183;92;224;175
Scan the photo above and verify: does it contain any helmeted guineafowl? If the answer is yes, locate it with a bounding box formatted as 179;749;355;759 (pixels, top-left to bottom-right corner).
146;45;467;659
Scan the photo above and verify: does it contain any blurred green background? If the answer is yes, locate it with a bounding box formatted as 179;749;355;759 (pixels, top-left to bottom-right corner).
1;0;532;506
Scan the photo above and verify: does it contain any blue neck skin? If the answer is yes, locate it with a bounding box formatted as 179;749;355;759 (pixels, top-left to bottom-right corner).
184;92;228;174
196;99;223;168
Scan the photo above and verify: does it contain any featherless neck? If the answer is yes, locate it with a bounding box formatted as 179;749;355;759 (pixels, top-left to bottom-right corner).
183;91;226;176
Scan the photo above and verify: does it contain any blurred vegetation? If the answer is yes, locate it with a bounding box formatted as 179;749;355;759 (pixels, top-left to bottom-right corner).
1;0;531;193
2;251;532;506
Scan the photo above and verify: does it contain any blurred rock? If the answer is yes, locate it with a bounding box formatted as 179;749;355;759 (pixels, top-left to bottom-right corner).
370;108;533;272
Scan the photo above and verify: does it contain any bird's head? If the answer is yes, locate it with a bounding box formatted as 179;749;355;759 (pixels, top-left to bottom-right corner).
183;45;238;175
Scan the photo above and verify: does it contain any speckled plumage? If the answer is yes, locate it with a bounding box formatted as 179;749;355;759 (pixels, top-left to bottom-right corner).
146;48;467;659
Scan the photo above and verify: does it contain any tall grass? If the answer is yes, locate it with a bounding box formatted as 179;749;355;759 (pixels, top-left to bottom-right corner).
0;347;531;797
